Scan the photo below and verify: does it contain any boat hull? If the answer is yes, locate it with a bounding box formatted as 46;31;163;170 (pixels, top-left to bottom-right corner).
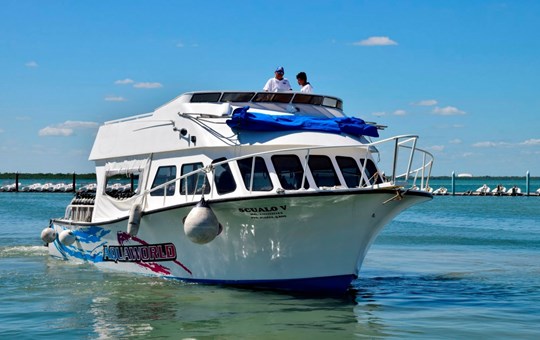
48;190;430;294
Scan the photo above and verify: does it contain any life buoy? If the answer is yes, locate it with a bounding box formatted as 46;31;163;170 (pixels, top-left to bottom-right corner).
40;227;56;244
183;197;222;244
127;204;142;237
59;229;76;246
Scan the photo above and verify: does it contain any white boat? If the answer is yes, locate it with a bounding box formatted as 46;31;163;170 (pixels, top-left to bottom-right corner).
41;91;434;294
506;185;521;196
475;184;491;195
492;184;506;195
0;183;20;192
433;186;448;195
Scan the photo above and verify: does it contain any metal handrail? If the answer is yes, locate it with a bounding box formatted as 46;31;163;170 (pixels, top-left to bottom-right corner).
144;134;434;205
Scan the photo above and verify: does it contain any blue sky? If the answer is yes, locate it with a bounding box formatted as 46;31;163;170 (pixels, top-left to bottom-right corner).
1;0;539;176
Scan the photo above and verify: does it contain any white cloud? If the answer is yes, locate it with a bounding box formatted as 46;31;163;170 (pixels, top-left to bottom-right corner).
413;99;438;106
428;145;445;152
105;95;127;102
462;152;474;157
61;121;99;129
432;106;466;115
39;127;73;137
115;78;134;85
521;138;540;145
472;141;496;148
25;61;38;68
134;82;163;89
372;111;386;117
449;138;462;144
39;120;99;137
176;42;198;48
0;128;4;133
472;141;510;148
393;109;406;116
354;36;398;46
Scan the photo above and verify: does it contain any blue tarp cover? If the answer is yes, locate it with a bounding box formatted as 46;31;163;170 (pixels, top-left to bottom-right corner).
226;106;379;138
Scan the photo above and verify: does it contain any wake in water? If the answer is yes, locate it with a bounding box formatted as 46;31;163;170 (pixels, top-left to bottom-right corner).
0;245;49;258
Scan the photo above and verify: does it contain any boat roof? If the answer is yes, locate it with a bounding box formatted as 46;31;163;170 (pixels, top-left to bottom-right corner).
90;91;358;162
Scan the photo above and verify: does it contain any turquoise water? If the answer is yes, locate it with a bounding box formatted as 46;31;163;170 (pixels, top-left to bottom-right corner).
1;191;539;339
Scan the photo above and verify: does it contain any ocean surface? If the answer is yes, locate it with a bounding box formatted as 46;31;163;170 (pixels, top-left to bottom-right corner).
1;177;539;339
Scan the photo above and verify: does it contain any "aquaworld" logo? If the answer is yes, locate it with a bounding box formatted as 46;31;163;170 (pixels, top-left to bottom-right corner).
103;243;177;263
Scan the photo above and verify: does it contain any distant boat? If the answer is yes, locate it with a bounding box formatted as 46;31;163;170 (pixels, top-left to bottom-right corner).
492;184;506;195
0;183;20;192
457;173;473;178
433;187;448;195
507;185;522;196
475;184;491;195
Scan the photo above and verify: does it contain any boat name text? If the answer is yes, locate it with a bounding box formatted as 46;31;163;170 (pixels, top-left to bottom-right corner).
103;243;177;263
238;205;287;213
238;205;287;219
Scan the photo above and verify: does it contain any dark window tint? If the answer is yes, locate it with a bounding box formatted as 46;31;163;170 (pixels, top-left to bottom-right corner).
292;94;324;105
360;158;383;184
220;92;256;102
237;157;273;191
180;163;210;195
271;155;309;190
252;93;294;103
190;92;221;102
308;155;340;188
150;166;176;196
212;158;237;194
336;157;362;188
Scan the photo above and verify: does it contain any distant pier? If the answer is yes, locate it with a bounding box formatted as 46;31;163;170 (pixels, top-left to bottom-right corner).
0;173;90;193
1;171;539;196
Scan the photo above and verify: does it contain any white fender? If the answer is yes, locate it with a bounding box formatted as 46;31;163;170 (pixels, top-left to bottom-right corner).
40;227;56;244
127;204;143;237
183;198;222;244
59;229;76;246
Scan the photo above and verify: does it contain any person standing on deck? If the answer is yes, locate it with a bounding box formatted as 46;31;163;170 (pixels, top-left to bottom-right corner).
263;66;292;92
296;72;313;93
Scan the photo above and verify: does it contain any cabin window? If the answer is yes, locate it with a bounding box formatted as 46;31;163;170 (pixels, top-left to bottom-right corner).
271;155;310;190
150;166;177;196
220;92;256;102
105;173;140;199
180;163;210;195
212;158;237;195
292;94;324;105
360;158;383;184
190;92;221;102
336;156;362;188
308;155;340;188
237;157;273;191
252;92;294;103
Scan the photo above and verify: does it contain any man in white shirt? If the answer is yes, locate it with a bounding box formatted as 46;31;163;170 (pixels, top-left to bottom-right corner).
296;72;313;93
263;67;292;92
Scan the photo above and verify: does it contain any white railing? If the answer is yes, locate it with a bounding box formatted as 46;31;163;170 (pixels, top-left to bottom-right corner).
65;204;94;222
145;134;434;205
368;135;434;190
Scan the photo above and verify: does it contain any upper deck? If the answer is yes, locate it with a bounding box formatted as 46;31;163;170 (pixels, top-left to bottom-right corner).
156;91;346;119
91;91;361;162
